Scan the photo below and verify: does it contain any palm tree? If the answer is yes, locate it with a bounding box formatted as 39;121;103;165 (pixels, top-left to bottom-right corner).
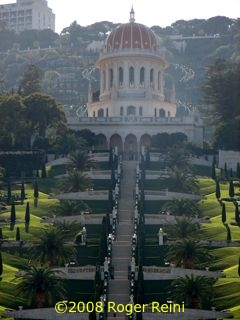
68;150;95;172
167;168;199;193
30;226;75;266
171;275;215;308
166;216;200;240
53;220;83;241
162;199;200;217
17;266;66;308
59;171;92;192
165;147;190;169
54;199;91;216
166;239;211;269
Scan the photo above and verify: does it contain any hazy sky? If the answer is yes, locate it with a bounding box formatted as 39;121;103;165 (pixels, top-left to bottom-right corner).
0;0;239;33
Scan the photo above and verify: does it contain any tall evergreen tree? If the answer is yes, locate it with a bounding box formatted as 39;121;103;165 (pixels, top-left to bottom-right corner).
0;251;3;276
19;64;41;96
221;203;226;224
16;227;21;241
7;182;11;204
211;162;216;180
20;182;25;204
229;180;235;198
34;181;39;208
25;202;30;225
10;203;16;229
0;227;3;240
215;180;221;199
237;162;240;179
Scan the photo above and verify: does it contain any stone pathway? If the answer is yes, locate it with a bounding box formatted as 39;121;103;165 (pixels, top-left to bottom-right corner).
108;161;137;318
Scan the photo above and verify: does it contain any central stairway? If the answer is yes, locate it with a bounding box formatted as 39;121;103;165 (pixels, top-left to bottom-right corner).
107;161;137;318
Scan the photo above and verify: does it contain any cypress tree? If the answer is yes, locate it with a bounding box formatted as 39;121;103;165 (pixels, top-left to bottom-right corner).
236;163;240;179
10;204;16;224
238;257;240;277
215;180;221;199
20;182;25;204
229;180;235;198
7;182;11;204
16;227;21;241
41;164;47;178
235;203;240;225
225;224;232;242
224;162;228;179
0;228;3;240
34;181;39;208
25;202;30;224
221;203;226;224
10;203;16;230
0;251;3;276
211;162;216;180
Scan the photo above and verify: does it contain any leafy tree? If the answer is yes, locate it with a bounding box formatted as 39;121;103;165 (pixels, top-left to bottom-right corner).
30;226;75;266
18;64;41;96
60;171;92;192
17;266;66;308
171;275;215;309
204;60;240;150
0;94;27;149
163;199;200;217
23;93;66;139
166;239;211;269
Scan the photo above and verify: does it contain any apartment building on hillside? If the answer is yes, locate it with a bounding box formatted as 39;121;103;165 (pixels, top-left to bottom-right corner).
0;0;55;32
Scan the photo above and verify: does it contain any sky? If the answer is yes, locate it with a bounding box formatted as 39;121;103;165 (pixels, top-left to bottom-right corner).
0;0;239;33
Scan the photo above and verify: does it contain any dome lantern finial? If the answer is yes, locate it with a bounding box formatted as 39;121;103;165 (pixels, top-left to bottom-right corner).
129;6;135;23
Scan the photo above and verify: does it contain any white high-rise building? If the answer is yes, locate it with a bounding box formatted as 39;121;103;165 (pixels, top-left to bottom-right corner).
0;0;55;32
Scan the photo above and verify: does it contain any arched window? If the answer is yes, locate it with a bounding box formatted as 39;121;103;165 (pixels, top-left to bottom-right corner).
150;68;154;88
119;67;123;87
127;105;136;115
139;106;143;116
93;111;96;117
140;67;145;86
120;106;124;116
129;66;134;87
109;68;113;88
159;109;166;118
